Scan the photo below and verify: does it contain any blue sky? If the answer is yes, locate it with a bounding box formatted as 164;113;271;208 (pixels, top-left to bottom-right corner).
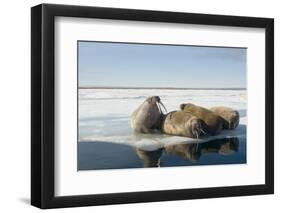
78;41;246;88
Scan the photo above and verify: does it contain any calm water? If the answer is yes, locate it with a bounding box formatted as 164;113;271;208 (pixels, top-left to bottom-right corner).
78;137;246;170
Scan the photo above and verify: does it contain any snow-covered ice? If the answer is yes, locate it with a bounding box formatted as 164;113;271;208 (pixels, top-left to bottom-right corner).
79;89;247;151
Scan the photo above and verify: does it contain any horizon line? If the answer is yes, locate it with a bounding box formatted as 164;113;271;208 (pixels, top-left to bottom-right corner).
79;86;246;90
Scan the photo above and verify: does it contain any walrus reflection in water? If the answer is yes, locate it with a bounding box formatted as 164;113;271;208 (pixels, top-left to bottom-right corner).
135;148;163;167
180;103;223;135
210;106;240;130
164;137;239;162
164;143;202;161
131;96;167;133
161;110;206;139
201;137;239;155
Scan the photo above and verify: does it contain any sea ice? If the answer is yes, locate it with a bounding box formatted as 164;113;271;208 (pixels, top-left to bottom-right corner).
79;89;247;151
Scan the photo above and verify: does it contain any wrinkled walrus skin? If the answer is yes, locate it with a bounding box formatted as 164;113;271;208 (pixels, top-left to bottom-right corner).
210;106;240;129
161;110;206;138
131;96;165;133
180;103;223;135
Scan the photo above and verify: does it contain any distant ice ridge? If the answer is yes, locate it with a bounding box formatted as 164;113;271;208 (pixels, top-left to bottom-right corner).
79;89;247;151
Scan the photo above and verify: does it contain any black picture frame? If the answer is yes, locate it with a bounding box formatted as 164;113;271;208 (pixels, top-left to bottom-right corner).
31;3;274;209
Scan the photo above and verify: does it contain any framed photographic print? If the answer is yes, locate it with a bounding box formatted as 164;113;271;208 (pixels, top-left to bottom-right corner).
31;3;274;209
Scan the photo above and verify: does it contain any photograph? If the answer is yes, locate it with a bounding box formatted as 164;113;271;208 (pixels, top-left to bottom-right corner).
77;41;247;170
30;3;274;209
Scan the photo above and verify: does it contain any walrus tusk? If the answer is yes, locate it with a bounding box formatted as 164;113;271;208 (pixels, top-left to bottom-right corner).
156;102;163;115
200;128;207;135
158;101;167;113
195;131;199;139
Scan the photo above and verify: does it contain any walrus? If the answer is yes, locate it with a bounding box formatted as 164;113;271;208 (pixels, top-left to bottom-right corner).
210;106;240;129
161;110;206;138
131;96;167;133
180;103;223;135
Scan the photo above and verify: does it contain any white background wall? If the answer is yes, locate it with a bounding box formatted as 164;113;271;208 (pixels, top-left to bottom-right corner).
0;0;279;212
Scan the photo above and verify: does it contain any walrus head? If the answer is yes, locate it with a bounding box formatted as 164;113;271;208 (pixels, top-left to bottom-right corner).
146;96;167;115
180;103;194;111
186;117;207;139
131;96;168;133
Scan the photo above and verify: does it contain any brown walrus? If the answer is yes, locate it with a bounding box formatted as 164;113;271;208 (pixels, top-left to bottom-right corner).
180;103;223;135
131;96;167;133
161;110;206;139
210;106;240;129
